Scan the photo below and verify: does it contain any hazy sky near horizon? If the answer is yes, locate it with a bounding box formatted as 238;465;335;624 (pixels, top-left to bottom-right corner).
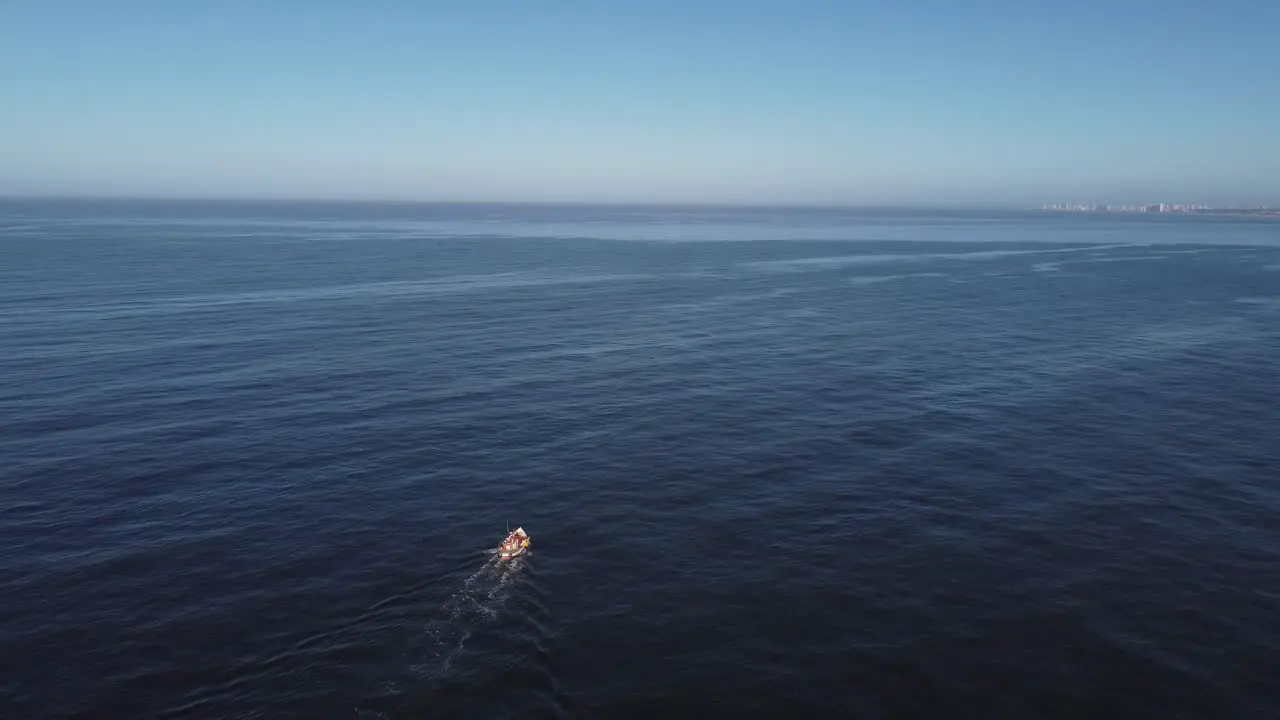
3;0;1279;206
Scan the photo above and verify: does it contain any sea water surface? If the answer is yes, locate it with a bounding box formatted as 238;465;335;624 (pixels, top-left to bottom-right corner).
1;201;1278;719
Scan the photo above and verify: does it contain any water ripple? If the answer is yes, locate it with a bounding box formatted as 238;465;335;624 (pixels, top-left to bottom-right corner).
2;203;1279;718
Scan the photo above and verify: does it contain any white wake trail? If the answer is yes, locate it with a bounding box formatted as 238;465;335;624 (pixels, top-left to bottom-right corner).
414;553;528;679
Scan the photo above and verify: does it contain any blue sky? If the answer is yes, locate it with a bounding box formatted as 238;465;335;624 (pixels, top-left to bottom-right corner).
3;0;1278;205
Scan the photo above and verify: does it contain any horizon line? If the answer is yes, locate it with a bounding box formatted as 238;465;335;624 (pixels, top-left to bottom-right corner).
4;193;1276;213
0;193;1077;212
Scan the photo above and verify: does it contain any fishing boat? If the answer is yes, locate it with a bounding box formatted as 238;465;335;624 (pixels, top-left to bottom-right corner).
497;527;530;559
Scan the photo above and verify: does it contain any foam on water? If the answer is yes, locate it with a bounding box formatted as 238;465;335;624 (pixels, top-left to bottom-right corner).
416;554;527;677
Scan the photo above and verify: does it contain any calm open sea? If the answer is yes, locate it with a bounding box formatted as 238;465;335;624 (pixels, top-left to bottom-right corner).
2;200;1278;719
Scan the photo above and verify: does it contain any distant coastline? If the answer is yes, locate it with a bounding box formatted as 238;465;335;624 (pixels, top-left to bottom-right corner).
1041;203;1280;218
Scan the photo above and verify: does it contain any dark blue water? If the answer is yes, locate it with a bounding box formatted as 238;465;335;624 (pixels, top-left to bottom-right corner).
2;200;1279;719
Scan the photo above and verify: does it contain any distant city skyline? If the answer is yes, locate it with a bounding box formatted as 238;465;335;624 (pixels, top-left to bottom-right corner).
3;1;1279;205
1042;202;1279;215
